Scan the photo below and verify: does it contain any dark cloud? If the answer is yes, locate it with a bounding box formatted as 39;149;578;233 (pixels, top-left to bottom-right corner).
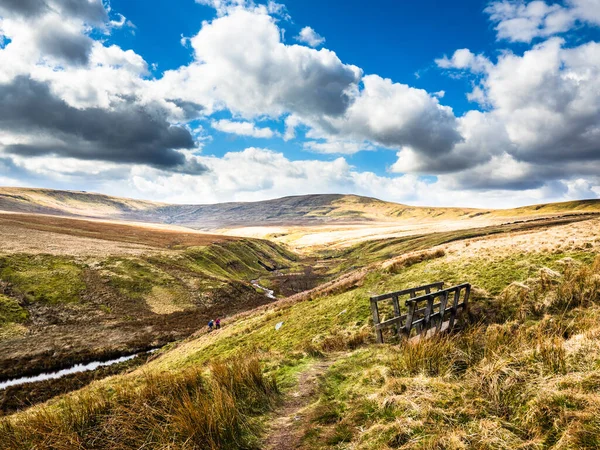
0;0;108;23
56;0;107;24
0;76;207;173
168;99;205;121
35;25;94;65
0;0;48;17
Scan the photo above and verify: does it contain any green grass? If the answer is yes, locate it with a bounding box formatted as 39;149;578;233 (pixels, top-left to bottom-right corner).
151;246;594;377
0;294;28;325
78;239;300;306
100;257;177;299
0;255;85;304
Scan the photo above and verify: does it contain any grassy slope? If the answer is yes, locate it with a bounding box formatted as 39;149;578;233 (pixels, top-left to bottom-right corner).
4;187;600;231
3;218;600;448
0;238;297;332
0;187;162;218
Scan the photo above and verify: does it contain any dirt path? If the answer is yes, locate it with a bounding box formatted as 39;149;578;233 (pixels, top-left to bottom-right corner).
263;358;335;450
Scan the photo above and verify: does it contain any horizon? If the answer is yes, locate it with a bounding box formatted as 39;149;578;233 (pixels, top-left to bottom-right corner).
0;0;599;208
2;184;600;211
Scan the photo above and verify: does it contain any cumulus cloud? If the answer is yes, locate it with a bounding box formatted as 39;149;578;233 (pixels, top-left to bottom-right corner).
303;140;373;155
0;76;204;172
295;26;325;47
0;0;108;23
1;0;599;206
418;36;600;191
486;0;600;43
127;147;433;204
312;75;462;157
436;48;492;73
212;119;278;138
154;8;362;118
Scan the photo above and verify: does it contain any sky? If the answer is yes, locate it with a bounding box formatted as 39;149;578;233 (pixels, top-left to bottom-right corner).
0;0;599;207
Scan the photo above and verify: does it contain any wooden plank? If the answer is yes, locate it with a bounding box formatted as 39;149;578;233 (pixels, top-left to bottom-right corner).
375;314;407;329
404;298;417;338
370;299;383;343
392;294;402;336
421;294;435;337
463;284;471;312
370;281;444;302
447;288;461;330
436;290;449;333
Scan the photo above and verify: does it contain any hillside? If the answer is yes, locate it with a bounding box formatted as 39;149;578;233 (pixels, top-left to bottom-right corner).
0;187;480;228
2;188;600;233
0;212;307;392
2;213;600;448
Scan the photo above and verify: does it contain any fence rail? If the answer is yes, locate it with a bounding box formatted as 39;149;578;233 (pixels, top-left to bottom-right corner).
370;282;470;343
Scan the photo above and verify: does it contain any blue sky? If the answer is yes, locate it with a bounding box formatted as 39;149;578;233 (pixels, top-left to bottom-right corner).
0;0;599;206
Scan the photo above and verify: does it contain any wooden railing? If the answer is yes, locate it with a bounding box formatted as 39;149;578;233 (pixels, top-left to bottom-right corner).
370;282;470;343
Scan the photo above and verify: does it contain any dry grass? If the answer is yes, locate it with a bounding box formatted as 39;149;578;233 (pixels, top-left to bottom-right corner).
382;248;446;274
301;256;600;449
0;356;278;450
0;212;235;256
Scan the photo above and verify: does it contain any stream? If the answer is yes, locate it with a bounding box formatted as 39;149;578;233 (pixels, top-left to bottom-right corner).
0;350;157;390
251;280;276;299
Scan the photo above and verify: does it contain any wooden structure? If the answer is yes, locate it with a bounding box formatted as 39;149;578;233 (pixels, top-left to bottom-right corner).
370;282;470;343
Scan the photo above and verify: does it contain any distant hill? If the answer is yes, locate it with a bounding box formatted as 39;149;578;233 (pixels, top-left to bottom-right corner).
0;187;599;230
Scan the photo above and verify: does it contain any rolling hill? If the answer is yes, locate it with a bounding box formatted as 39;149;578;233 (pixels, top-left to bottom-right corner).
3;187;599;231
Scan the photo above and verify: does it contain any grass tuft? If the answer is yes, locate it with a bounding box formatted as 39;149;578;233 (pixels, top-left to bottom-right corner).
0;355;278;450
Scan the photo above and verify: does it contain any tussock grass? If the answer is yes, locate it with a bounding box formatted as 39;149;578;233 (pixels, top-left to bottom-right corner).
382;248;446;274
0;356;278;450
301;256;600;449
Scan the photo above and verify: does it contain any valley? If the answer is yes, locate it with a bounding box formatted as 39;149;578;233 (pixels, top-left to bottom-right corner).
1;188;600;449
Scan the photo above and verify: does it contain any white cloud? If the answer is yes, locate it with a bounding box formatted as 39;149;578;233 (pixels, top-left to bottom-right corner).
485;0;600;43
421;36;600;192
295;26;325;47
312;74;462;156
212;119;278;138
435;49;492;73
303;140;373;154
154;8;361;118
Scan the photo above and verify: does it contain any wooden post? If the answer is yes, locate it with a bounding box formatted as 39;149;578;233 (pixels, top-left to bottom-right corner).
392;295;402;336
436;290;449;333
404;299;417;338
422;294;434;337
463;284;471;312
370;299;383;343
409;290;421;333
448;288;461;330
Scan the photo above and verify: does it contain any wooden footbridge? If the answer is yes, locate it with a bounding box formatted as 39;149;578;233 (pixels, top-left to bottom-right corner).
370;282;470;343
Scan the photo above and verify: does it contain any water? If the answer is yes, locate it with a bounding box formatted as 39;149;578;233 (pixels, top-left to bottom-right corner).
251;280;276;299
0;350;156;390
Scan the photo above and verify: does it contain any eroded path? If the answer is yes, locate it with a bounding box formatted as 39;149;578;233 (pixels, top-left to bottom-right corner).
263;358;335;450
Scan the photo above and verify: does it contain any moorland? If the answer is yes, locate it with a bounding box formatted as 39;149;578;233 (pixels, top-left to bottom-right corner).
1;187;600;449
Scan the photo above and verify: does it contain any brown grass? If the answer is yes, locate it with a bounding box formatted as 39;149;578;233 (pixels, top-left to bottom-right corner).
0;212;235;254
0;355;278;450
382;248;446;274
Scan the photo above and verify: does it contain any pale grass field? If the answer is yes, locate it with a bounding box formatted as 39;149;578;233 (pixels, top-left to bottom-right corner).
219;217;509;252
443;218;600;260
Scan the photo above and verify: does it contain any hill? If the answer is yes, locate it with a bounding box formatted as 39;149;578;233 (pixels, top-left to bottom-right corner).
2;188;600;232
0;187;480;228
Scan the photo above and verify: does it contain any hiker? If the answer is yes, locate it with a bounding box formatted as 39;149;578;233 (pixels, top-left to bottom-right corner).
215;318;221;329
208;319;214;332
